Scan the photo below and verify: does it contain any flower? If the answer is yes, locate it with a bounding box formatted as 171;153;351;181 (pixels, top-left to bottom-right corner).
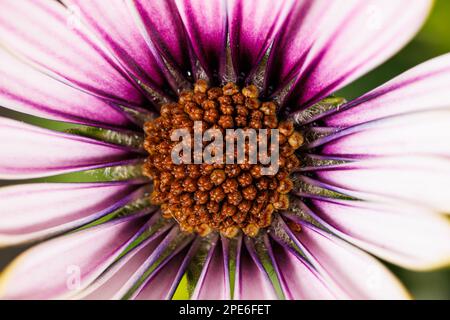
0;0;449;300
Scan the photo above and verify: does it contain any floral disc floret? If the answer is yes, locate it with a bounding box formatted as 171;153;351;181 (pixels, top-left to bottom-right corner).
143;80;303;238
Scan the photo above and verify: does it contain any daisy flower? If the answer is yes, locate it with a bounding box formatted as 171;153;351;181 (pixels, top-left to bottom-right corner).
0;0;449;300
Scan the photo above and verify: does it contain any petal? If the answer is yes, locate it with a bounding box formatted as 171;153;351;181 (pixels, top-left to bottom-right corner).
110;227;193;299
303;198;450;270
0;0;143;106
234;236;278;300
228;0;294;81
134;246;189;300
264;0;431;110
282;218;410;299
76;214;173;300
192;237;229;300
126;0;194;79
269;237;336;300
314;156;450;213
325;53;450;127
175;0;227;80
0;182;143;246
0;215;148;299
82;239;161;300
0;118;137;179
62;0;173;95
318;110;450;158
0;49;134;128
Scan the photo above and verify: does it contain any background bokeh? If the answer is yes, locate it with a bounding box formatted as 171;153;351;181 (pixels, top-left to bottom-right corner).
0;0;449;299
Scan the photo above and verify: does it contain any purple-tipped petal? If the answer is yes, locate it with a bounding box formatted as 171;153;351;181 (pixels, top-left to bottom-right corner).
126;0;194;79
192;237;229;300
0;215;148;300
269;237;335;300
81;239;161;300
111;227;193;299
318;110;450;158
314;156;450;213
0;118;137;179
282;218;410;299
303;199;450;270
77;214;173;300
234;237;278;300
0;182;143;246
264;0;431;111
134;237;207;300
175;0;227;80
134;247;188;300
62;0;173;96
0;49;134;128
228;0;294;80
325;53;450;127
0;0;144;106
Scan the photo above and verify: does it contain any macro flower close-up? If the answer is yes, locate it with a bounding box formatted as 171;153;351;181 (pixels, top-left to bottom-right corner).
0;0;449;300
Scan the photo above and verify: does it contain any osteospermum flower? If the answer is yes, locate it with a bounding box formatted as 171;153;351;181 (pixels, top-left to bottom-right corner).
0;0;449;300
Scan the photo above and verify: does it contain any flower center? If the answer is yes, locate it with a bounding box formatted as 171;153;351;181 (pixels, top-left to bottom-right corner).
143;80;303;238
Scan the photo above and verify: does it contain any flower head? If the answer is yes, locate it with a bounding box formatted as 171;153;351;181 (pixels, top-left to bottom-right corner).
0;0;449;300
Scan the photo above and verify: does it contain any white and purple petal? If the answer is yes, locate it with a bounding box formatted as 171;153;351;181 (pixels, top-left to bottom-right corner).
264;0;431;111
0;118;138;179
313;156;450;213
175;0;227;81
316;110;450;158
228;0;294;81
191;236;229;300
302;198;450;270
269;236;336;300
134;245;195;300
62;0;174;96
126;0;194;80
0;182;145;246
282;218;410;299
325;53;450;127
109;227;194;299
0;48;134;128
234;237;278;300
0;215;148;300
0;0;144;106
76;214;173;300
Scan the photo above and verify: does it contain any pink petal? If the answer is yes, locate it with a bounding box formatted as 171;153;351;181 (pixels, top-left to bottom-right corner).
264;0;431;110
82;240;160;300
234;237;278;300
175;0;227;80
0;49;133;128
192;238;229;300
319;110;450;158
304;198;450;270
269;238;336;300
283;219;410;299
0;182;142;246
134;246;189;300
0;0;144;106
315;156;450;213
62;0;173;95
228;0;294;80
325;53;450;127
0;215;148;299
110;227;193;299
0;118;136;179
78;215;172;300
126;0;194;79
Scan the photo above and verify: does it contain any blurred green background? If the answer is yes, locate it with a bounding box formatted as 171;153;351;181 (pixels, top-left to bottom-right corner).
0;0;449;300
